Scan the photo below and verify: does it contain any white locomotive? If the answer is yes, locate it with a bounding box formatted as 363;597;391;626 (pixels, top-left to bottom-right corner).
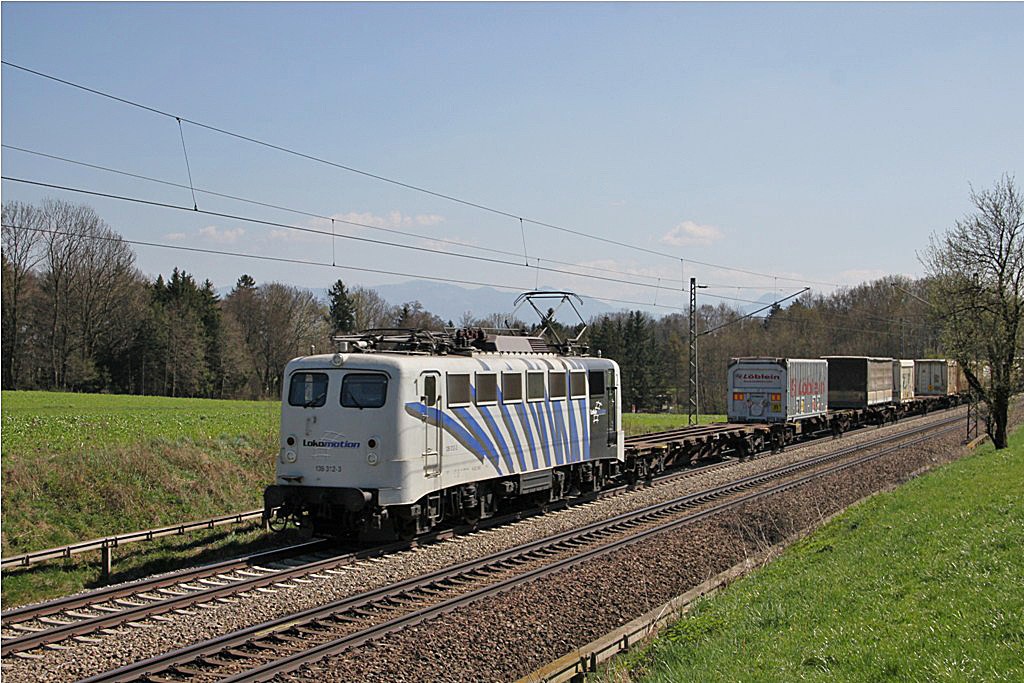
264;293;624;539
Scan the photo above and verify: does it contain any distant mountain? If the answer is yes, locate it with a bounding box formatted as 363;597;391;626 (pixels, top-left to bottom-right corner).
736;292;789;315
217;280;627;324
217;279;790;323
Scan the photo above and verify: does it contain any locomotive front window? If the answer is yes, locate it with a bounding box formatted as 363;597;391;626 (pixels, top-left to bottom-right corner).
341;373;388;409
289;372;329;407
588;370;605;397
570;371;587;399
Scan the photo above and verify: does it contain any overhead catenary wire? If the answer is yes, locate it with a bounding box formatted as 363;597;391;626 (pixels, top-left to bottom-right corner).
12;221;913;336
698;288;809;337
750;314;937;337
0;174;782;308
176;118;198;211
2;60;844;289
1;175;679;293
1;143;687;288
0;222;697;314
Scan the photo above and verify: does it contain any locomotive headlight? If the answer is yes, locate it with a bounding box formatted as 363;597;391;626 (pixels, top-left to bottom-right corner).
367;452;379;466
285;450;297;463
331;353;345;367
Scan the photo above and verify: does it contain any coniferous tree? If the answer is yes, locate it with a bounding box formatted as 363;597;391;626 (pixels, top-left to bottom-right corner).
327;279;357;333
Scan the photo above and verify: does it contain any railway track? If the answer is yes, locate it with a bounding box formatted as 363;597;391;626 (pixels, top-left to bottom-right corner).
0;456;733;658
73;414;961;683
1;408;961;659
0;540;339;658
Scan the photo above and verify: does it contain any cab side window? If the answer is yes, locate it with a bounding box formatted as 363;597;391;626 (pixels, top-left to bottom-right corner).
570;371;587;399
447;374;472;407
549;371;567;400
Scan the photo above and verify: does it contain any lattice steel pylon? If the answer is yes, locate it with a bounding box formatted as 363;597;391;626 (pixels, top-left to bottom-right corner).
966;393;980;444
688;277;698;426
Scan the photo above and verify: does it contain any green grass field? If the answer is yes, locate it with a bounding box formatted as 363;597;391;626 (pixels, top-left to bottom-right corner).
621;412;725;435
603;429;1024;682
1;390;280;454
1;391;285;605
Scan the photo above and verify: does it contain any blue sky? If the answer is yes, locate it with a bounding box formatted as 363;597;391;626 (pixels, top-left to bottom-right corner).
2;2;1022;316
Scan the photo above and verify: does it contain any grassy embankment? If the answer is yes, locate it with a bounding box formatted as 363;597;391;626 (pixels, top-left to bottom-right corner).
602;429;1024;682
1;390;291;606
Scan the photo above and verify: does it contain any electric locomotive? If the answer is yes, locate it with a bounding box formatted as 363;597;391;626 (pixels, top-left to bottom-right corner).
263;292;624;540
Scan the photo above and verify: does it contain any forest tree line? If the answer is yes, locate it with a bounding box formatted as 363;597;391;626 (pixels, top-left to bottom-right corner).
3;199;945;408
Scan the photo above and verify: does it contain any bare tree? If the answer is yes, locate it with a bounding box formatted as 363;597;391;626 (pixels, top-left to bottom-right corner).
922;174;1024;449
1;201;45;388
223;280;330;397
349;285;395;330
37;200;140;389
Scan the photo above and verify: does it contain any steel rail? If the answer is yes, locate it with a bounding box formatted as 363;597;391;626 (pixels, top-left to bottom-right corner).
0;539;329;623
0;537;440;656
75;416;960;683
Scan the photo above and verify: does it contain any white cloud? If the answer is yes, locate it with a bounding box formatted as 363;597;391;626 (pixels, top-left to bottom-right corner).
265;210;448;244
660;220;724;247
330;210;447;231
198;225;245;244
415;214;446;227
421;235;480;251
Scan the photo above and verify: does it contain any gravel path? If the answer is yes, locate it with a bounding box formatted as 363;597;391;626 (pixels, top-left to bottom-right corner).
0;407;981;682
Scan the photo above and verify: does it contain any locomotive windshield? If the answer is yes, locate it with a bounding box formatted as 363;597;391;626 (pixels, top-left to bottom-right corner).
341;373;388;409
288;372;328;407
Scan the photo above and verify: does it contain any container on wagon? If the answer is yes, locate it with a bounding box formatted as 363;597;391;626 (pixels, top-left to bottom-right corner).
823;356;894;409
892;360;915;403
727;358;828;423
915;358;965;396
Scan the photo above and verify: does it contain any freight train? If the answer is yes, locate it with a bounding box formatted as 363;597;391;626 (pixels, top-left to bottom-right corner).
263;293;972;540
728;356;969;438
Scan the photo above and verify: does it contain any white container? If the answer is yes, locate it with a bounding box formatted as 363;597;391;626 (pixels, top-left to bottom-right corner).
915;359;964;396
893;360;915;403
727;358;828;423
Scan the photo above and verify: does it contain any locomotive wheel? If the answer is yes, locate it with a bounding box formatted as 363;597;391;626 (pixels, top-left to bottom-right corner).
462;505;482;525
268;514;289;533
393;511;418;540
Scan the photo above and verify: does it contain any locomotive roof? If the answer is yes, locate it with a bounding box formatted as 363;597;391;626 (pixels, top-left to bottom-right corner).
285;350;615;375
328;328;596;357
